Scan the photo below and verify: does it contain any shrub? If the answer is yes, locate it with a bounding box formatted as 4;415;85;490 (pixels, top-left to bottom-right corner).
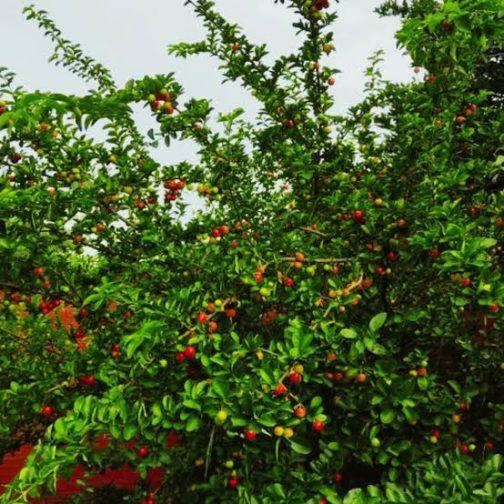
0;0;503;502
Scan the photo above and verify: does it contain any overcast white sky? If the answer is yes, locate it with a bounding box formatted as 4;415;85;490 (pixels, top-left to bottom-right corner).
2;0;414;164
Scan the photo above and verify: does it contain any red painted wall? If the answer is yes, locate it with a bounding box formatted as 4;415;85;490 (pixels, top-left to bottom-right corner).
0;445;164;502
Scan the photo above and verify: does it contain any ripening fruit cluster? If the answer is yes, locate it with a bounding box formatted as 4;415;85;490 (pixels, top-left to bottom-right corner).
147;89;175;115
164;178;186;202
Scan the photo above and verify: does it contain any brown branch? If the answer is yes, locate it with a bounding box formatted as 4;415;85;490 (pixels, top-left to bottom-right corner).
300;226;329;237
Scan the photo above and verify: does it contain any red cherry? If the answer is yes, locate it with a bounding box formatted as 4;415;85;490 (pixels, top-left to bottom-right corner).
459;443;469;454
211;228;222;238
314;0;330;9
429;247;441;260
312;420;325;433
328;77;335;86
294;406;306;418
34;267;45;277
431;428;442;439
94;433;110;451
243;429;257;441
459;401;469;412
289;372;302;384
334;472;343;482
319;499;329;504
375;266;385;276
207;302;215;313
74;329;86;340
484;441;495;450
184;346;197;359
166;430;183;448
220;225;230;235
353;210;365;223
333;372;344;381
176;351;186;363
459;277;471;287
79;307;89;318
41;406;53;417
151;100;161;110
11;292;21;304
43;278;51;289
284;277;295;287
137;446;149;458
254;272;263;283
196;312;208;324
386;251;398;262
230;240;239;248
273;384;288;396
208;321;218;333
226;308;237;318
80;375;96;386
228;476;239;490
417;367;427;377
488;302;500;313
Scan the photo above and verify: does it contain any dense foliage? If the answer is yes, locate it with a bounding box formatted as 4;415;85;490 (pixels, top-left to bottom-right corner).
0;0;503;502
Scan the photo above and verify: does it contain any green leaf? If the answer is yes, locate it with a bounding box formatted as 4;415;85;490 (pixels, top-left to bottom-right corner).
211;379;229;399
183;399;201;411
380;409;395;424
343;488;365;504
369;312;387;332
340;328;357;339
289;440;312;454
185;414;201;432
123;424;137;441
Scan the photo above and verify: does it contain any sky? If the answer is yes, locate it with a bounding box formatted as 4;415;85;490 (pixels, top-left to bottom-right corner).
2;0;414;165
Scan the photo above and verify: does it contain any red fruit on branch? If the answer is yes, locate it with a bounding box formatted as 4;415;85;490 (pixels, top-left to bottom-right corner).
294;406;306;418
289;372;302;384
34;266;45;277
312;419;325;432
313;0;330;9
386;250;398;262
196;312;208;324
243;429;257;441
41;406;53;417
334;472;343;482
353;210;365;223
458;443;469;454
226;308;237;318
459;277;471;287
137;446;149;458
254;272;263;283
80;375;96;386
488;302;500;313
273;384;288;396
284;277;295;287
184;345;197;359
227;476;239;490
208;321;218;333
